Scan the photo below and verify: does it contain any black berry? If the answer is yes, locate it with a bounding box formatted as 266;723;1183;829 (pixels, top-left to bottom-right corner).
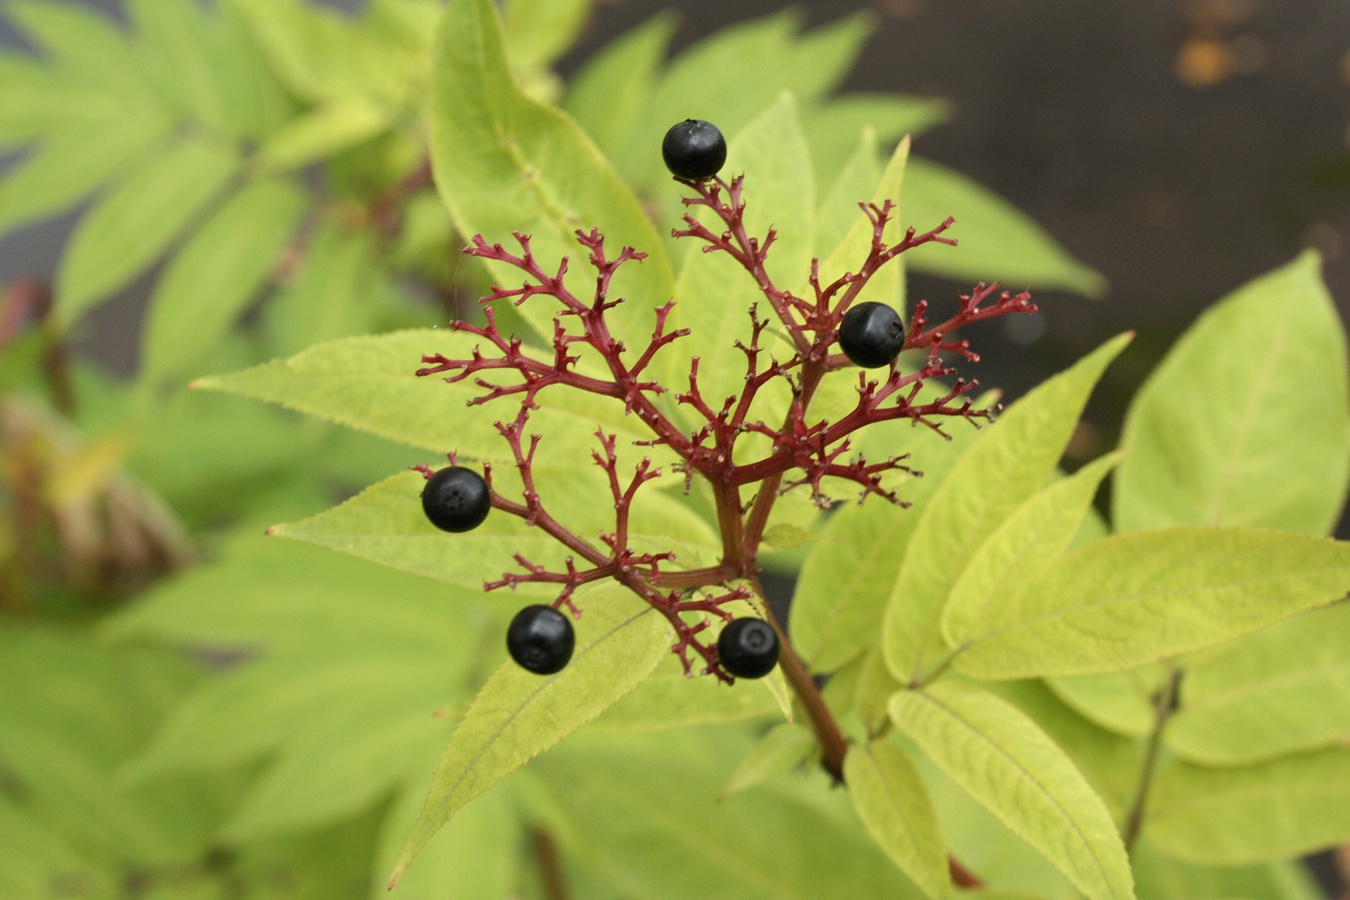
662;119;727;181
838;301;904;369
506;605;575;675
717;618;780;679
421;466;490;533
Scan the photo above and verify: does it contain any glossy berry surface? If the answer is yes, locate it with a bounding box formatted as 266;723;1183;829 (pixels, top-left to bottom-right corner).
717;618;780;679
506;605;575;675
838;301;905;369
662;119;727;181
420;466;491;533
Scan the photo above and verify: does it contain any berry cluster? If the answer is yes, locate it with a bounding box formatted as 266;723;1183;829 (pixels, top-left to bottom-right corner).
417;119;1035;684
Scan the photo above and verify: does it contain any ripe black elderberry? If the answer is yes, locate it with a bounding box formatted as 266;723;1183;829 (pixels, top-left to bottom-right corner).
717;618;780;679
506;604;575;675
662;119;727;181
421;466;491;533
837;301;905;369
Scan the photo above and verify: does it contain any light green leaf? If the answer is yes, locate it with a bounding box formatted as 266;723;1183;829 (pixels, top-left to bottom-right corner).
805;94;949;188
193;329;652;457
660;93;814;407
618;11;873;191
503;0;593;74
845;739;952;899
890;682;1134;900
1131;842;1326;900
1114;251;1350;535
0;51;68;147
720;723;817;797
0;800;115;899
951;527;1350;680
1045;668;1162;739
429;0;672;350
0;113;170;237
126;0;231;133
941;453;1121;651
212;0;297;140
389;585;669;887
268;471;718;590
902;157;1105;296
229;0;375;103
374;778;519;900
263;221;381;358
562;13;676;162
1145;747;1350;865
1167;602;1350;765
4;0;160;105
882;334;1130;683
255;97;391;171
589;652;780;735
535;728;923;899
55;137;239;325
141;178;307;383
816;127;883;255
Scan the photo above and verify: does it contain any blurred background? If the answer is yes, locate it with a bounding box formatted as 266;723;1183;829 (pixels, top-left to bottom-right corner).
5;0;1349;528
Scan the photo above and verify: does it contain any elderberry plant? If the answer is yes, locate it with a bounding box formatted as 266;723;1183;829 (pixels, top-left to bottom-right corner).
411;149;1034;692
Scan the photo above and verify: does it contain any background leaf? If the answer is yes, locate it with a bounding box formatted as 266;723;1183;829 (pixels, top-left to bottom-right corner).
901;157;1105;296
1113;251;1350;535
55;137;239;325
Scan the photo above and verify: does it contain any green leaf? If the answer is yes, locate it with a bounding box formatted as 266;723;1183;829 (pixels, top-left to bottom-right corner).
941;453;1122;651
503;0;593;74
268;471;718;590
534;728;923;899
881;334;1130;683
1145;747;1350;864
255;97;392;171
126;0;231;133
660;93;814;407
805;94;949;189
816;127;883;256
388;585;669;887
55;137;239;326
211;0;298;140
562;13;676;163
374;778;519;900
951;527;1350;680
4;0;160;106
429;0;672;349
1166;602;1350;765
229;0;375;103
845;739;952;899
0;800;115;899
1045;668;1162;739
720;723;817;797
194;329;651;457
141;178;307;383
1131;843;1326;900
0;51;68;147
890;682;1134;900
0;113;170;238
617;11;874;191
262;221;382;358
1114;251;1350;535
901;157;1105;296
588;652;780;735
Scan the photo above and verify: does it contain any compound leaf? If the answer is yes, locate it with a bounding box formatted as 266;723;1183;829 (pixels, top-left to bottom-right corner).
881;334;1130;684
890;682;1134;900
55;137;239;325
141;178;307;383
951;528;1350;680
388;585;669;886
